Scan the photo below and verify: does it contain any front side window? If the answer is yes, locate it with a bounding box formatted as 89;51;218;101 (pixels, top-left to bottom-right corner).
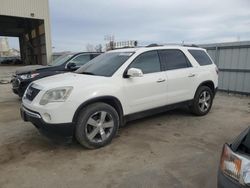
129;51;161;74
76;52;133;77
91;54;100;59
159;50;190;70
70;54;91;67
188;50;213;66
52;54;73;66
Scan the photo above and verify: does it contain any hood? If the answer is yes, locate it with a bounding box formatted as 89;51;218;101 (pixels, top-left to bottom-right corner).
33;72;109;90
15;65;49;75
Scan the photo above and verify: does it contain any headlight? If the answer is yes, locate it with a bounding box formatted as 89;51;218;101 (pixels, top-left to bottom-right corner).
20;73;39;80
39;86;73;105
243;163;250;186
220;144;242;181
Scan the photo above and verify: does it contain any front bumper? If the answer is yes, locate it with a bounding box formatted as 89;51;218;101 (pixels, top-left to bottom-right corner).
20;105;75;142
218;169;246;188
11;77;30;97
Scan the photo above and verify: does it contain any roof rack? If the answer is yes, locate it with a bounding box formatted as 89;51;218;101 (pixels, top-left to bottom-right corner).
145;43;200;48
146;43;199;48
182;44;199;47
146;43;163;47
162;43;199;47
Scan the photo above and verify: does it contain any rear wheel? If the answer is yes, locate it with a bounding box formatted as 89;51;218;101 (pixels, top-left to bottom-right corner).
190;86;213;116
75;102;119;149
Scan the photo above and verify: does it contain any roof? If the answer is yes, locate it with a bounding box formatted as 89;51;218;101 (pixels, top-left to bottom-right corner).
53;51;102;56
108;45;205;53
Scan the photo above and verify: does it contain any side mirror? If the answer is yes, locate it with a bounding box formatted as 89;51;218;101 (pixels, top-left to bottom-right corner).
126;68;143;77
67;62;76;69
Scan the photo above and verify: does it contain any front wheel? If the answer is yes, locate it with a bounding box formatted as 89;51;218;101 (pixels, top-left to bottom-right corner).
190;86;214;116
75;102;119;149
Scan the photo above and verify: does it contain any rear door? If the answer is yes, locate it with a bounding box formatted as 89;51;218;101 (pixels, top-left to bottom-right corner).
158;49;197;104
123;50;168;114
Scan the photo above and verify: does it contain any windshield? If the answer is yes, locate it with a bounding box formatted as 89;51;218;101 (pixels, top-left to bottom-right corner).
52;54;74;66
76;52;133;76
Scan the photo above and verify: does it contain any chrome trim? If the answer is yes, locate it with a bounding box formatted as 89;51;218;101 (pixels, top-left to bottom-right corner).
22;106;41;119
31;83;44;90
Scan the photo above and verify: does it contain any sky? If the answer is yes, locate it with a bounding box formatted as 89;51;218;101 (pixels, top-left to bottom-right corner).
6;0;250;52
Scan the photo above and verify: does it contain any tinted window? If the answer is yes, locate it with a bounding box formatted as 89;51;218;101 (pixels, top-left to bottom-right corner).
91;54;101;59
129;51;161;74
71;54;91;66
52;54;73;66
188;50;213;66
76;52;133;77
159;50;189;70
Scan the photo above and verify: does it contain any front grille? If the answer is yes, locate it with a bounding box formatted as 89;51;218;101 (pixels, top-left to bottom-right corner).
25;85;40;101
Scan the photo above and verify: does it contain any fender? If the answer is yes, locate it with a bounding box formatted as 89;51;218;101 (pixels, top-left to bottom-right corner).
72;95;124;125
195;80;216;97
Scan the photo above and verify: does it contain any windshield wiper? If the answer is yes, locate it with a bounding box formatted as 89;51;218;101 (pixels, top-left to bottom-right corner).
80;72;95;75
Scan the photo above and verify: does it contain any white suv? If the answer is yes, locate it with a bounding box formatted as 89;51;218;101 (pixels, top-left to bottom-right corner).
21;45;218;149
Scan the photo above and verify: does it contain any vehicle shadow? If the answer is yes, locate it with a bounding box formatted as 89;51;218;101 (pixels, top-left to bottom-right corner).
0;106;194;166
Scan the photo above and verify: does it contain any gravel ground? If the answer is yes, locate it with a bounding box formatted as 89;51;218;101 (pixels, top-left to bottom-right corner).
0;66;249;188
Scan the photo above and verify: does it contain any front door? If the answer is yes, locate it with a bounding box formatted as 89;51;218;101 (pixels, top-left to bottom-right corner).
123;50;167;114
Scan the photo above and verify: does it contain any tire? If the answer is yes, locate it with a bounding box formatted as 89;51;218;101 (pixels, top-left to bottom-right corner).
190;86;214;116
75;102;119;149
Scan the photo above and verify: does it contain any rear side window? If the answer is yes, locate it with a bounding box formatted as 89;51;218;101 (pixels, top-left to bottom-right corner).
188;50;213;66
129;51;161;74
159;50;190;70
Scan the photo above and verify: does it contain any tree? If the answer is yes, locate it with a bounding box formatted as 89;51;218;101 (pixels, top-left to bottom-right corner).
85;43;102;52
95;44;102;52
85;44;95;52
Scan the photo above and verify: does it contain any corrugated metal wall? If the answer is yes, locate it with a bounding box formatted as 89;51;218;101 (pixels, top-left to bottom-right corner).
201;41;250;94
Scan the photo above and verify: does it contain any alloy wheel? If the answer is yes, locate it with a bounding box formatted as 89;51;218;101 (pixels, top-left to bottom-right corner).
198;91;211;112
85;111;114;143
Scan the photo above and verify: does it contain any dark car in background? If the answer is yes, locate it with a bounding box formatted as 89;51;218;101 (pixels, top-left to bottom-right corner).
11;52;101;97
0;56;22;65
218;127;250;188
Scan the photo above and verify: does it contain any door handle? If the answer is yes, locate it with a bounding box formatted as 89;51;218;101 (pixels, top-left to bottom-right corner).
157;78;166;83
188;73;196;77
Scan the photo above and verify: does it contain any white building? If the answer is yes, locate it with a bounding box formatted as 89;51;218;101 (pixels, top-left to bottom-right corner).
0;0;52;65
0;37;10;56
